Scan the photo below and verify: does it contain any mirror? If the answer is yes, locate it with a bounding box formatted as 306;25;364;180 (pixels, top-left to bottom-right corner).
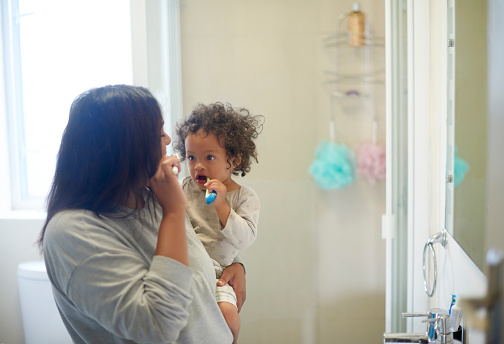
446;0;488;270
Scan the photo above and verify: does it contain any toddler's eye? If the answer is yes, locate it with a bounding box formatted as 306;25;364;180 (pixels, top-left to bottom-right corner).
188;156;195;161
207;155;215;161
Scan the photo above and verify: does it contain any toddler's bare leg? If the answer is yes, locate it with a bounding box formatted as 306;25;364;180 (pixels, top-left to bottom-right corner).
218;302;240;344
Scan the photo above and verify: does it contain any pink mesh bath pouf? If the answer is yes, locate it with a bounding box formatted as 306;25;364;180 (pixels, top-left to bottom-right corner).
356;142;386;184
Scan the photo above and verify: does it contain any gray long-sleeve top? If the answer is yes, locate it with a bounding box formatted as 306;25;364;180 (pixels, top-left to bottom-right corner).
43;200;233;344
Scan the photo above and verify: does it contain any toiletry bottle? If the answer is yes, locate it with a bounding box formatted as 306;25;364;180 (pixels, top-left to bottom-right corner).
348;3;365;47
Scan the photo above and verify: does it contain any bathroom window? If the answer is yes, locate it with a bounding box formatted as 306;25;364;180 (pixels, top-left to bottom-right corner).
1;0;134;210
1;0;183;211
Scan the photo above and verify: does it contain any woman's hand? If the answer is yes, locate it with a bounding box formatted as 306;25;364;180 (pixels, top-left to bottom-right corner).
151;155;189;265
150;155;186;214
217;263;246;312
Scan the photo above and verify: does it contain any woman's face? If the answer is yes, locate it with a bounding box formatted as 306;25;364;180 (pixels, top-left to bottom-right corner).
161;125;171;157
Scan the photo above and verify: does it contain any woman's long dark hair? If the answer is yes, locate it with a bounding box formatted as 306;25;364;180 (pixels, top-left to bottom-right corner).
38;85;163;249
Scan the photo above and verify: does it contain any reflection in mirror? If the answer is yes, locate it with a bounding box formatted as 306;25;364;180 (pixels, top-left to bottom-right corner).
446;0;488;270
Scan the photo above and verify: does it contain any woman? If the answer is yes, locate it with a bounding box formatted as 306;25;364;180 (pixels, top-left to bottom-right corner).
38;85;245;343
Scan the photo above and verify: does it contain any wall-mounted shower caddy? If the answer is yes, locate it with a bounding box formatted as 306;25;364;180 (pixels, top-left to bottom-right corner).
320;3;386;186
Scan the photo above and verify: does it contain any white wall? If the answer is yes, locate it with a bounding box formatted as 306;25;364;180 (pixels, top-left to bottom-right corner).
180;1;386;343
0;216;45;344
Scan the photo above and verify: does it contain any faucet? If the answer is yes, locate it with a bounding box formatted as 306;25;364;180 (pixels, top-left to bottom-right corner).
383;311;454;344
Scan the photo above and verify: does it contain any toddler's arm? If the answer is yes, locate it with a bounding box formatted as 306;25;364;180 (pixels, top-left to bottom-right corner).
220;187;260;250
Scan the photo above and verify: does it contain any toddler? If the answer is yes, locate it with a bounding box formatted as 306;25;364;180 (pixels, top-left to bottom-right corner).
174;102;263;344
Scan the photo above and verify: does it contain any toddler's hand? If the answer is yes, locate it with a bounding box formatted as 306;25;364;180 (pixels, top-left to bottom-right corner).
205;179;227;205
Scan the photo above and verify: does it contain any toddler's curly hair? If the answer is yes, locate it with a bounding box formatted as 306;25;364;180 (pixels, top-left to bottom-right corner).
174;102;264;177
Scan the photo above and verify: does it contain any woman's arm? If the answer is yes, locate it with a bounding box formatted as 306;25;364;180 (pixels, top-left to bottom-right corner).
43;211;194;344
220;187;260;251
150;156;189;265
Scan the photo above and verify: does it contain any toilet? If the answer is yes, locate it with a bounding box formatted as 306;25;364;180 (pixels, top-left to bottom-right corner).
18;260;72;344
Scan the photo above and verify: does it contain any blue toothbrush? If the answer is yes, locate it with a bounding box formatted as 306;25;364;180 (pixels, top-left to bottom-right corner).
449;294;456;315
205;177;217;204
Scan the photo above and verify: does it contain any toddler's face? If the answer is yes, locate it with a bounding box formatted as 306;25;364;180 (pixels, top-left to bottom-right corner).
185;130;235;190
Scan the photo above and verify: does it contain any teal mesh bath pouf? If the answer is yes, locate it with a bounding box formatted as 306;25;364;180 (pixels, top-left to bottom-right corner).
309;140;356;190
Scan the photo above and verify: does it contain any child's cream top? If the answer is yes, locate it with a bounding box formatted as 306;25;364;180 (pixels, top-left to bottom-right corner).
182;176;260;267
